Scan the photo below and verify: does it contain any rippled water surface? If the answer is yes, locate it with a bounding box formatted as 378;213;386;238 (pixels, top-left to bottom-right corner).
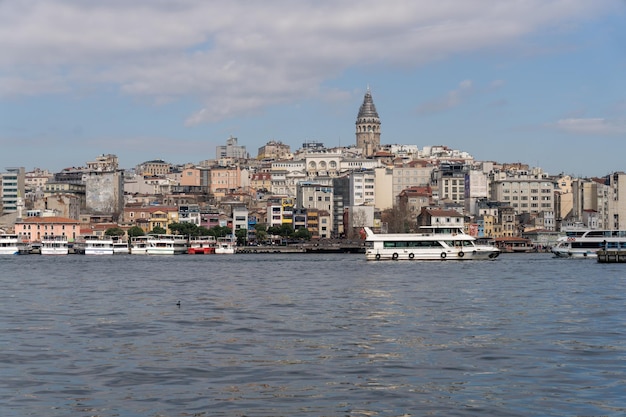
1;253;625;416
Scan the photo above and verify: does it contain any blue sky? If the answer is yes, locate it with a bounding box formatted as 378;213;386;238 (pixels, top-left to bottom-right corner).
1;0;625;177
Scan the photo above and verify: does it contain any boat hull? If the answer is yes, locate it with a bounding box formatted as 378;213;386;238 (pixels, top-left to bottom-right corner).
41;246;69;255
0;248;20;255
188;247;216;254
366;247;499;261
551;249;598;258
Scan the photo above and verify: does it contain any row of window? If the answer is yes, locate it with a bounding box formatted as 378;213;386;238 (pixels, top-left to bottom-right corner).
20;224;76;230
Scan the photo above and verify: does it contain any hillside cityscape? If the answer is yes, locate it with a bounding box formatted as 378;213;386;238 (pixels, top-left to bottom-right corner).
1;90;624;248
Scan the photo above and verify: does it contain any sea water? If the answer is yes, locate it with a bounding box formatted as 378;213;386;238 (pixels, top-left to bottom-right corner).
1;253;625;416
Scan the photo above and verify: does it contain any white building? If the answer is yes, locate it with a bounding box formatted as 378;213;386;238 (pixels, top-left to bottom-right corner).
350;170;376;206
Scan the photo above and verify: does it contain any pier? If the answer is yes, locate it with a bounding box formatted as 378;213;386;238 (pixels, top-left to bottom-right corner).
597;250;626;263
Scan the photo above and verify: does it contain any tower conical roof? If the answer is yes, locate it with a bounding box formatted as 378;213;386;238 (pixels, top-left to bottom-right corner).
357;89;379;120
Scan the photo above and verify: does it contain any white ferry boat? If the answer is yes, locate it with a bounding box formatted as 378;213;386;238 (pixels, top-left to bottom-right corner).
130;236;149;255
188;236;217;254
364;226;500;261
147;234;188;255
41;236;69;255
215;236;236;254
551;229;626;258
112;238;129;254
0;233;28;255
77;235;114;255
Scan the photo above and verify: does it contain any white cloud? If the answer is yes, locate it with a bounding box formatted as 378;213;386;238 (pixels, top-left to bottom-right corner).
553;118;626;135
0;0;619;124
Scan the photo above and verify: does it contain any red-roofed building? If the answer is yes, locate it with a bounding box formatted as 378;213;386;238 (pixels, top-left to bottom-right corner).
14;216;81;242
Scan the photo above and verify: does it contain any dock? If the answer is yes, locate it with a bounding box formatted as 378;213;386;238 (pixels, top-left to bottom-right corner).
597;250;626;263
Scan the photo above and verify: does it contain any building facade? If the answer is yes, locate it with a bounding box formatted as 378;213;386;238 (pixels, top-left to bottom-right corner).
1;167;25;214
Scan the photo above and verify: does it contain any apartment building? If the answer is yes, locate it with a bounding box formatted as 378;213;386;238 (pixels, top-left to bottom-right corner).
392;160;434;197
1;167;25;214
489;170;554;216
350;170;376;206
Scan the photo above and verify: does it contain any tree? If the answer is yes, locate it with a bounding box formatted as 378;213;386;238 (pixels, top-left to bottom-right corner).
254;223;268;243
278;224;294;237
104;227;125;237
197;226;211;236
381;205;411;233
127;226;145;238
293;227;312;241
150;226;167;235
235;228;248;245
209;225;232;237
169;222;199;236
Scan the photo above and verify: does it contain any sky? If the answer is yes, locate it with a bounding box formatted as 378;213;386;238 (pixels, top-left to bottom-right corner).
1;0;625;178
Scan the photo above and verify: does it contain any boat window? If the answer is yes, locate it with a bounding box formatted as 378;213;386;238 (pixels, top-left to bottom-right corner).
572;242;605;249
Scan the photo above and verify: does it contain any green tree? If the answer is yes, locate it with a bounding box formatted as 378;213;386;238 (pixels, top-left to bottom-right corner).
253;223;268;244
149;226;167;235
209;225;232;238
169;222;199;236
104;227;125;237
235;228;248;246
293;227;312;241
127;226;145;238
197;226;211;236
278;223;294;237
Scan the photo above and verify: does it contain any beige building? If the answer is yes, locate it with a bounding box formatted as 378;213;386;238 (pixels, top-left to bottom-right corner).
489;170;554;216
136;159;171;176
210;166;243;194
374;166;393;211
258;140;291;160
392;160;434;197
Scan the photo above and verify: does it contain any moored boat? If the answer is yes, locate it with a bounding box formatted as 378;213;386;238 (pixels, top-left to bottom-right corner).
364;226;500;261
41;236;69;255
551;229;626;258
188;236;217;254
76;235;114;255
0;233;29;255
130;236;149;255
112;237;129;254
215;236;236;254
147;234;188;255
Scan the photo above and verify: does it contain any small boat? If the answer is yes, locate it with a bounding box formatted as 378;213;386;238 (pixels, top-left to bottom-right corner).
188;236;217;254
147;234;188;255
0;233;28;255
41;236;69;255
215;236;236;254
552;229;626;258
364;226;500;261
130;236;149;255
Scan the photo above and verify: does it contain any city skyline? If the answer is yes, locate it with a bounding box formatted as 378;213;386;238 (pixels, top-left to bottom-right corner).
1;1;625;177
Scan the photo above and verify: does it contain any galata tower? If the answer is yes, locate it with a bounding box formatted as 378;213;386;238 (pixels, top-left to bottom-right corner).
355;87;381;157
